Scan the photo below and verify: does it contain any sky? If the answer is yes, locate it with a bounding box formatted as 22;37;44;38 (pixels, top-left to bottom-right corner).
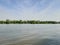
0;0;60;21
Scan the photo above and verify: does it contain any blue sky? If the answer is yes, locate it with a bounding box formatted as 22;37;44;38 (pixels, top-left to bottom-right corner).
0;0;60;21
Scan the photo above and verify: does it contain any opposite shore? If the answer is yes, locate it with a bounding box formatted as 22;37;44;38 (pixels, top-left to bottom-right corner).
0;19;60;24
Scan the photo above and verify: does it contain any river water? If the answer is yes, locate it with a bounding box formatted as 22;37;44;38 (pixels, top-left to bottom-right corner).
0;24;60;45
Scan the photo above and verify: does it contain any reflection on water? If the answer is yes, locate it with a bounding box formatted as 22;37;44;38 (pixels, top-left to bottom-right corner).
34;38;60;45
0;24;60;45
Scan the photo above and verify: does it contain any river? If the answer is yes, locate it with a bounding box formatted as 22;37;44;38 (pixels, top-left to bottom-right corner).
0;24;60;45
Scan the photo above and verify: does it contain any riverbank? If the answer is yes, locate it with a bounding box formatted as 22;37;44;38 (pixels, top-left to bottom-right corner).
0;19;59;24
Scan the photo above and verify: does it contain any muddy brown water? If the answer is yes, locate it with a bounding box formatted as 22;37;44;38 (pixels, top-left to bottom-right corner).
0;24;60;45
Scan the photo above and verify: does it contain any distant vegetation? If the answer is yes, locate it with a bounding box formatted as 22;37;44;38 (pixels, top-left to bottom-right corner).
0;19;60;24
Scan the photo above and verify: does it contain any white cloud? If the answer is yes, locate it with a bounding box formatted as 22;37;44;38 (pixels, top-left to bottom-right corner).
0;0;60;21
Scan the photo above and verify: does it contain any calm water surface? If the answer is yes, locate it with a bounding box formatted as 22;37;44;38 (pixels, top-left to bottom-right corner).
0;24;60;45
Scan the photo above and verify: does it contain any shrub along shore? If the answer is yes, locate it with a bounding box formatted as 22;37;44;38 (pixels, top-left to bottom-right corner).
0;19;60;24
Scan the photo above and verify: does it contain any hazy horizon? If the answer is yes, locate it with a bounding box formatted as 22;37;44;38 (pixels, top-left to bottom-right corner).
0;0;60;21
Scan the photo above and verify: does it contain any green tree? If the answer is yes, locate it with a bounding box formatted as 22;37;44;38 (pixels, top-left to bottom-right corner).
5;19;10;24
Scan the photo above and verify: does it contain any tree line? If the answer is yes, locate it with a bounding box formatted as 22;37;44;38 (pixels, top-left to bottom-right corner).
0;19;60;24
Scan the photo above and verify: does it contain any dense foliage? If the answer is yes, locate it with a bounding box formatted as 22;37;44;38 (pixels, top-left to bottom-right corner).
0;19;59;24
